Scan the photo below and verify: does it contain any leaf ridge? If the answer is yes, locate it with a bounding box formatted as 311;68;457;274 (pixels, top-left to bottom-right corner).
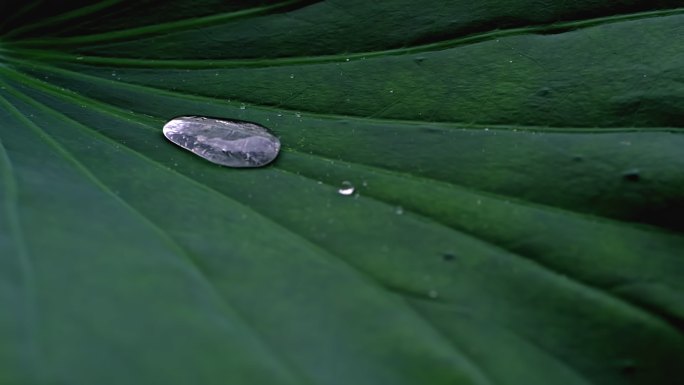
6;0;317;46
9;7;684;65
9;58;684;133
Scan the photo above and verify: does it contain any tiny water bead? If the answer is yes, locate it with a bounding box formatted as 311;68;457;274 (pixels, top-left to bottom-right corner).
338;181;355;196
162;116;280;168
622;168;641;182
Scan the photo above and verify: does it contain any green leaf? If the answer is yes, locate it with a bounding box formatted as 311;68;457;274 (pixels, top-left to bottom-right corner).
1;1;683;384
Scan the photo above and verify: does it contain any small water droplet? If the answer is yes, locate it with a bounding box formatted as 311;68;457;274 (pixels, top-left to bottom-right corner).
239;104;246;110
345;58;350;62
622;169;641;182
289;74;295;79
428;290;439;299
537;87;552;97
338;181;355;196
389;90;394;94
76;56;84;60
162;116;280;168
295;112;301;118
395;206;404;215
617;359;637;376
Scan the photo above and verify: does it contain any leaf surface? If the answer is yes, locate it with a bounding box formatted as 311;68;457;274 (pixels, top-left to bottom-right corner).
1;2;683;385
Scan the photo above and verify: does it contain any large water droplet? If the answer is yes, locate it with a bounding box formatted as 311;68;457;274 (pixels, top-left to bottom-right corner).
338;181;355;196
163;116;280;168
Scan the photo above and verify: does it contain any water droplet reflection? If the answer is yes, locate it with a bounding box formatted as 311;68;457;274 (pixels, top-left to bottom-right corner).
162;116;280;168
338;181;355;196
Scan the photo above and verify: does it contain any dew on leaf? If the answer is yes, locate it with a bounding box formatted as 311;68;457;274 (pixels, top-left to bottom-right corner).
162;116;280;168
622;168;641;182
618;359;637;376
338;181;355;196
537;87;552;97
